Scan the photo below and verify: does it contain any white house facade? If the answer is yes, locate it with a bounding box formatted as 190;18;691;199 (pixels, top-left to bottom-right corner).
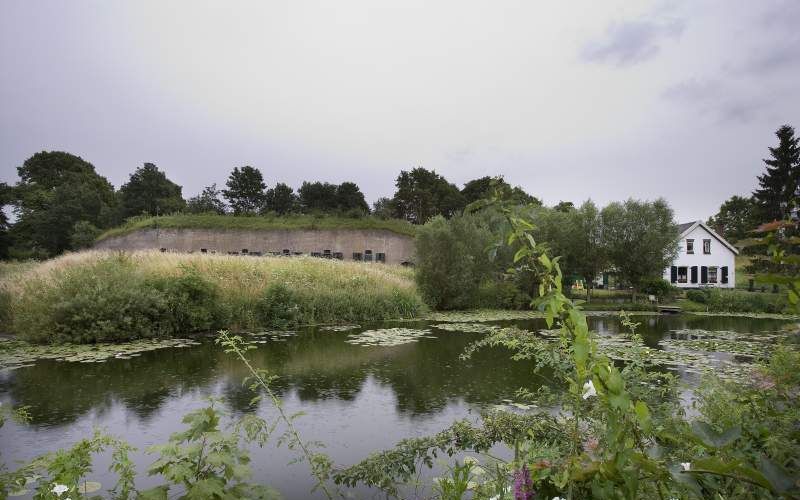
663;221;738;289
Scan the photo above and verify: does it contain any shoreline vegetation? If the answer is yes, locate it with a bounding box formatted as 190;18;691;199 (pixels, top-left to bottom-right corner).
95;213;418;242
0;250;425;343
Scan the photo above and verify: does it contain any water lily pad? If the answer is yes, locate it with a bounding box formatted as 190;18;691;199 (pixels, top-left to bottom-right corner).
0;337;204;370
345;328;434;347
319;325;361;332
433;323;500;334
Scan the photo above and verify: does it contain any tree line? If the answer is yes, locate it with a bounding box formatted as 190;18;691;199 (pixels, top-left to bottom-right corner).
1;122;794;260
415;197;679;309
0;152;540;259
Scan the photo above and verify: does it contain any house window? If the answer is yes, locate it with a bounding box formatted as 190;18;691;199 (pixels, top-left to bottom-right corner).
200;248;208;253
323;249;332;259
703;239;711;254
708;266;718;283
282;249;290;256
677;266;688;283
686;239;694;254
241;249;248;255
364;250;373;262
311;252;322;258
376;252;386;263
333;252;343;260
352;252;362;261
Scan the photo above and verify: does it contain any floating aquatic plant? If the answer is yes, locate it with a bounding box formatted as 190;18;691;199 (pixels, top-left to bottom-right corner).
424;310;544;323
432;323;500;334
319;325;361;332
345;328;434;347
0;338;202;371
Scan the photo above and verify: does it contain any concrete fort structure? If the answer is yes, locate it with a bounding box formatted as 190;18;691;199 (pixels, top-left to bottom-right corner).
94;228;416;265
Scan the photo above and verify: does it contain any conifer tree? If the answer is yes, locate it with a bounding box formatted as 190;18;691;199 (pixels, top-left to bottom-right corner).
753;125;799;222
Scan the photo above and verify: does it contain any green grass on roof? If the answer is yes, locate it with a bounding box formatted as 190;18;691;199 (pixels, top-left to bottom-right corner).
97;214;417;241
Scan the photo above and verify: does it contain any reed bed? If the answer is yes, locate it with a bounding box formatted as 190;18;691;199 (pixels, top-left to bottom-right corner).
1;250;425;343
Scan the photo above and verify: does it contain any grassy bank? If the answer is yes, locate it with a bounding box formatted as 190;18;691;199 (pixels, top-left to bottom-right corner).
0;251;425;343
96;213;417;241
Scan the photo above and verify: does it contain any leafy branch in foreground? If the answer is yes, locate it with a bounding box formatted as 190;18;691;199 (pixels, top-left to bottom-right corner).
216;330;337;499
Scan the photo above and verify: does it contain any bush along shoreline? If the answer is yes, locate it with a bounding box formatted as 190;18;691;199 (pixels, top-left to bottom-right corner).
1;251;425;343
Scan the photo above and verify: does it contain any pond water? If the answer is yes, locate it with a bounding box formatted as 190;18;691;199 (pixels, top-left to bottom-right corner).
0;313;794;499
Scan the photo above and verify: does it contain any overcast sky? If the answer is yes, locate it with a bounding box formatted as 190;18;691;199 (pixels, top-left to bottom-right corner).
1;0;798;221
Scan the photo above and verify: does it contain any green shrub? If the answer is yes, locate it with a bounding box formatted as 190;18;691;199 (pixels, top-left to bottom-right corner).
0;289;11;332
148;267;229;333
14;257;170;343
256;283;301;328
13;257;230;343
640;277;676;299
476;280;531;310
704;289;786;313
685;289;708;304
415;215;493;310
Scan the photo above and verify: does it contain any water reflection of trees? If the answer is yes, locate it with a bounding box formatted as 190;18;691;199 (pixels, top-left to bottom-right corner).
2;315;775;428
3;345;223;426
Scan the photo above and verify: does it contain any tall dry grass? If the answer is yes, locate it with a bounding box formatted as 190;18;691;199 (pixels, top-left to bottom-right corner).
1;250;425;343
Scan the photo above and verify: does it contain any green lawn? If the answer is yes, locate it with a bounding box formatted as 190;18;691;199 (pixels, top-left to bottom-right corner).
97;213;417;241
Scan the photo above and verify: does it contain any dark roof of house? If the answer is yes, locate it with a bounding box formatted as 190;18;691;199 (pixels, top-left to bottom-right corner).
677;221;696;234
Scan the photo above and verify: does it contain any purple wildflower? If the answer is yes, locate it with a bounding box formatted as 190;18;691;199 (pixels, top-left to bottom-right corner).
513;464;535;500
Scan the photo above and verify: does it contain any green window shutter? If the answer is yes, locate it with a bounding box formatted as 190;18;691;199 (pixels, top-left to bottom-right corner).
690;266;698;283
701;266;708;284
670;266;678;283
721;266;729;284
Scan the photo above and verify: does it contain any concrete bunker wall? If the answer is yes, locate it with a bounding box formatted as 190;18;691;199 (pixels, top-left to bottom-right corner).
94;228;415;265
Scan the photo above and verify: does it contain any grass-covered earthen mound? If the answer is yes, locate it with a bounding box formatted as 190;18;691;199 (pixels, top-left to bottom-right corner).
0;251;425;343
96;213;417;242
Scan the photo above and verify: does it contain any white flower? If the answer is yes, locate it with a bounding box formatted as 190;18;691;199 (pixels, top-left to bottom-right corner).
681;462;691;471
52;484;69;496
582;380;597;399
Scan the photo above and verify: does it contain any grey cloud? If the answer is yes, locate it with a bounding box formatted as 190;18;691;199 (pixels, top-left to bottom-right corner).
662;79;761;123
725;2;800;75
581;18;685;66
662;79;722;102
733;38;800;75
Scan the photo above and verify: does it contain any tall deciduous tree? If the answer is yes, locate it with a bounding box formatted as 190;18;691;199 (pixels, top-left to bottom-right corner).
707;195;758;243
461;176;541;206
223;166;266;215
566;201;607;301
298;181;338;212
118;163;185;218
11;151;117;256
335;182;369;214
392;167;465;224
372;197;397;219
601;198;679;294
263;183;298;215
186;184;226;214
414;214;493;309
753;125;800;222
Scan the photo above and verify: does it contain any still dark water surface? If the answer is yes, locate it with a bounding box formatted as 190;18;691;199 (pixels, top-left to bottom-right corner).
0;314;790;498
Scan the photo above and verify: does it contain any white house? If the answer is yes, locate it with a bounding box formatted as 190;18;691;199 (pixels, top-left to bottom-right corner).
663;221;739;289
